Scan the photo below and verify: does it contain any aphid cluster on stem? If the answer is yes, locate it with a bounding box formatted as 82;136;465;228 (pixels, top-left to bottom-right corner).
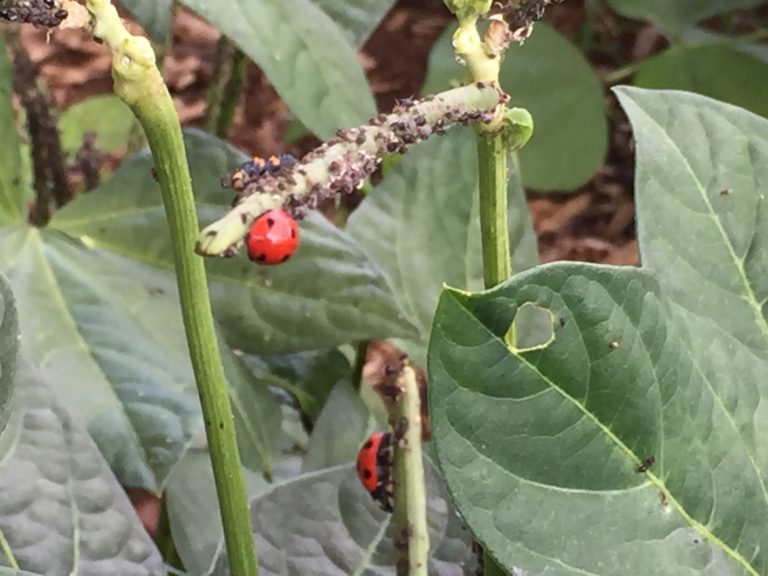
197;82;506;257
0;0;67;27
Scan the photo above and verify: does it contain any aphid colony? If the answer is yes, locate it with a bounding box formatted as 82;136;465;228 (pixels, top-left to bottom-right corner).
227;155;300;265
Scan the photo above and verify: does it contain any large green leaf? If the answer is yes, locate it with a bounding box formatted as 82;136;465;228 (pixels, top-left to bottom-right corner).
422;23;607;191
0;37;23;224
428;88;768;574
116;0;173;44
634;44;768;118
181;0;376;139
0;225;280;490
0;361;163;574
347;128;538;364
310;0;395;47
0;274;17;434
606;0;763;35
53;130;415;354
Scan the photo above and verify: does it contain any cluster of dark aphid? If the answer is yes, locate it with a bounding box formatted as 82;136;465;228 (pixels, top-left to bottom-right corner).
0;0;67;27
229;83;504;217
491;0;565;30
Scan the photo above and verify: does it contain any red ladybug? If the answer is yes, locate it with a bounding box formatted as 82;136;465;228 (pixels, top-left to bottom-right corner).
246;209;300;265
356;431;394;513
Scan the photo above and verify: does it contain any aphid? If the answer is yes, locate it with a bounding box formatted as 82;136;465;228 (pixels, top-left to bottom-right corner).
245;209;300;265
638;455;655;473
228;154;296;190
356;432;394;513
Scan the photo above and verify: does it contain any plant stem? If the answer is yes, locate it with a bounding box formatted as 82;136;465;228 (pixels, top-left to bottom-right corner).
205;36;247;138
390;365;429;576
476;134;511;288
476;131;512;576
84;2;259;574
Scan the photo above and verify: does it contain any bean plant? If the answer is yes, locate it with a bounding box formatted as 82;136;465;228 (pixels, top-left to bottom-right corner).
0;1;766;575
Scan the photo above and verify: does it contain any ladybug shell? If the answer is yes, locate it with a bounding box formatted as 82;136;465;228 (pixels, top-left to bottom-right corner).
246;209;300;265
356;432;394;512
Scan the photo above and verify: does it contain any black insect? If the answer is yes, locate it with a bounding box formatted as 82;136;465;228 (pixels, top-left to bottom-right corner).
637;455;655;473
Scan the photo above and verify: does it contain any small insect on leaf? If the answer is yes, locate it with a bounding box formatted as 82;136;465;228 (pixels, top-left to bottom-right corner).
637;455;655;473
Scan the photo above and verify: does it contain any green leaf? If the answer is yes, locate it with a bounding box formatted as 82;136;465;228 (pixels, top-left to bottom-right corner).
634;44;768;119
0;225;280;490
58;95;135;156
606;0;762;35
52;130;416;354
428;88;768;574
423;23;607;191
0;274;18;434
180;0;376;139
347;128;538;364
0;37;23;223
301;380;370;473
116;0;173;44
311;0;395;47
0;361;163;574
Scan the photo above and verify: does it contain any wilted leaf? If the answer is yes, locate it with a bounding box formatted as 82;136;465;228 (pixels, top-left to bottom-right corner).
0;361;163;575
634;44;768;119
348;128;537;364
181;0;376;139
428;88;768;574
422;23;607;191
53;130;416;355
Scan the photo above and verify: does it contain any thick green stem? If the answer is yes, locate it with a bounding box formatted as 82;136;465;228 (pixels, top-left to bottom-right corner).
477;133;511;288
477;133;514;576
390;365;429;576
85;2;259;574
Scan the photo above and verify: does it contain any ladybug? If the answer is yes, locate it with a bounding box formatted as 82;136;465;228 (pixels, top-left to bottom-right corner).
229;154;296;190
245;209;300;265
356;431;394;513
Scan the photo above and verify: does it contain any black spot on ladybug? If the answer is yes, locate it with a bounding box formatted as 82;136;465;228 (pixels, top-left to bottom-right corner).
256;253;267;262
266;218;275;228
281;254;291;263
363;439;373;450
290;229;297;239
362;469;372;480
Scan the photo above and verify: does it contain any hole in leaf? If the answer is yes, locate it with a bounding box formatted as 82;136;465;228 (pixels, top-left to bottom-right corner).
505;302;555;352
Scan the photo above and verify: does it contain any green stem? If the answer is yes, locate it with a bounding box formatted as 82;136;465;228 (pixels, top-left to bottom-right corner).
476;132;513;576
391;365;429;576
85;2;259;574
476;133;511;288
